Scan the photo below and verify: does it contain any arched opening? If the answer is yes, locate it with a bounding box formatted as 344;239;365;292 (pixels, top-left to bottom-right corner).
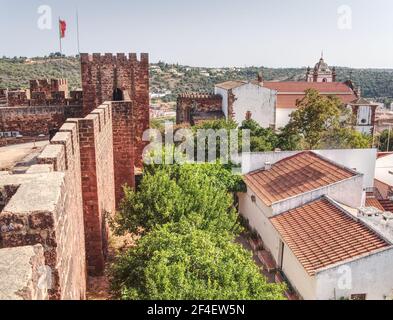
113;88;124;101
322;78;328;82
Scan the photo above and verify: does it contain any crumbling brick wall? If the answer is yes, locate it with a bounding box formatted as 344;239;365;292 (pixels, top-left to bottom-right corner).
176;93;223;125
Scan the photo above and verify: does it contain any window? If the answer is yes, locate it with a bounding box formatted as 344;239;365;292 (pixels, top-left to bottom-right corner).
351;294;367;300
112;88;124;101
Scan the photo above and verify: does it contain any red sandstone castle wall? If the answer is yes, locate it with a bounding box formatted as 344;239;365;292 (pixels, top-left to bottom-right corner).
0;105;84;136
0;106;67;135
176;93;223;124
30;79;69;99
77;103;116;275
112;101;135;206
0;100;137;298
81;53;149;167
0;121;87;300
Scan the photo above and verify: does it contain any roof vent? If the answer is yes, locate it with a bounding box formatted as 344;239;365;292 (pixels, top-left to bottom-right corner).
383;212;393;222
264;161;272;171
358;206;381;217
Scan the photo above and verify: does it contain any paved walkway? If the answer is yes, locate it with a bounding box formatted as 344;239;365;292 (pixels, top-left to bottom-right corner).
0;141;48;170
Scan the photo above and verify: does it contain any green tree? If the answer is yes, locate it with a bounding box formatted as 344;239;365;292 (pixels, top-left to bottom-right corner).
321;127;372;149
377;129;393;152
240;119;278;152
285;89;352;149
111;163;242;236
111;222;286;300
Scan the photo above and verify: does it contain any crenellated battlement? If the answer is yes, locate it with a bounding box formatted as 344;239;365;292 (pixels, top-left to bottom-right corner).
178;92;222;100
80;52;149;64
30;79;68;99
176;91;224;125
2;78;80;108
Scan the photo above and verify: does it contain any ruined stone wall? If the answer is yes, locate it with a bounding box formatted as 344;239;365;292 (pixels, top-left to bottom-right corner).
176;93;223;124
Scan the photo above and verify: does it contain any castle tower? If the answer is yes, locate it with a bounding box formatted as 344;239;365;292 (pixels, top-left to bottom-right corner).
306;54;335;83
80;53;150;167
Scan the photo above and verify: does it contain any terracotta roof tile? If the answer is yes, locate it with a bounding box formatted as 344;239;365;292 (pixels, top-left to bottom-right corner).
215;80;247;90
262;81;357;109
244;152;357;206
270;198;390;275
365;197;385;211
263;81;355;93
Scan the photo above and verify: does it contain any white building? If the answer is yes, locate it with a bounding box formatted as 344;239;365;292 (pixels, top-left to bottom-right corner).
375;152;393;199
238;150;393;300
211;56;378;135
214;81;276;129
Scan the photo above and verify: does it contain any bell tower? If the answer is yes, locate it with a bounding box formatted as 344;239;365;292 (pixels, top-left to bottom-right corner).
306;54;335;83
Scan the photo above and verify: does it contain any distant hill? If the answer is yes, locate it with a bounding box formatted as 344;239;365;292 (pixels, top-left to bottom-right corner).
1;57;392;104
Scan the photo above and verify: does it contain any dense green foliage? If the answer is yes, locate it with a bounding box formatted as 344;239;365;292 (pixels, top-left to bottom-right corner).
111;164;243;236
0;56;81;90
377;129;393;152
111;221;285;300
110;162;285;300
284;89;372;149
1;57;392;104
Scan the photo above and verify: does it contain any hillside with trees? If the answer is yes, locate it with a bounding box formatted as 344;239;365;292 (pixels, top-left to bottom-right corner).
1;56;392;104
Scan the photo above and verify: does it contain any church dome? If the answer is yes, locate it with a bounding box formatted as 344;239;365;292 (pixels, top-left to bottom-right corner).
314;57;330;72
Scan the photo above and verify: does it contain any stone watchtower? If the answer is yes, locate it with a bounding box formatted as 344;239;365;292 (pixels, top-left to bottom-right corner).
80;53;150;165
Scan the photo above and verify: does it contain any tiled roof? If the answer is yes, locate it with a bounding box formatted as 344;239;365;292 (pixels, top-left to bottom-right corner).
215;80;247;90
275;93;357;109
350;97;377;106
262;82;357;109
243;151;357;206
263;81;355;93
365;197;385;211
270;197;390;275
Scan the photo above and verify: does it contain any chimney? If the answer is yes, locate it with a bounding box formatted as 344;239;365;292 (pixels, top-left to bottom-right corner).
264;161;272;171
355;86;361;98
257;71;264;86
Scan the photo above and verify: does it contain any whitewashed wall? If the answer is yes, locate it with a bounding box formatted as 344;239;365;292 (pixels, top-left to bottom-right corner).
271;175;364;215
281;243;316;300
238;192;280;259
276;108;295;129
315;248;393;300
231;83;276;128
214;87;229;118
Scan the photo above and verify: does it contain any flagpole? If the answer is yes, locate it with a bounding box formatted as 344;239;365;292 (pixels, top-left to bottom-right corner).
76;10;80;54
58;17;62;55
